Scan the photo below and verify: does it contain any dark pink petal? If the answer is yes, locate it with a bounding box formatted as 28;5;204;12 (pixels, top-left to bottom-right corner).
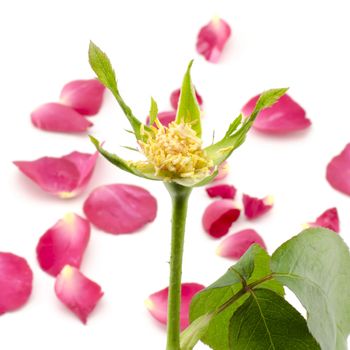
212;161;229;182
146;110;176;127
243;194;273;219
206;184;237;199
217;229;267;260
170;88;203;110
0;253;33;315
14;151;98;198
308;207;340;233
31;103;93;133
145;283;204;330
196;17;231;63
60;79;105;116
242;94;311;134
326;144;350;196
202;199;241;238
83;184;157;234
55;265;103;324
36;213;90;277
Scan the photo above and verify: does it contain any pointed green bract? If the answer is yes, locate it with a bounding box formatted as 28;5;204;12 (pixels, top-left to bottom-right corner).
205;88;288;165
88;41;149;140
175;60;202;137
149;97;158;126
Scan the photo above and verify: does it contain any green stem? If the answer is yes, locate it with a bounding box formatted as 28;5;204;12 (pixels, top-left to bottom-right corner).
165;183;192;350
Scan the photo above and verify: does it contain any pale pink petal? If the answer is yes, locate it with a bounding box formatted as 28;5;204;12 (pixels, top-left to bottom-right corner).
145;283;204;330
243;194;273;219
241;94;311;134
14;151;98;198
308;207;340;233
83;184;157;234
206;184;237;199
170;88;203;110
212;161;229;182
36;213;90;277
196;17;231;63
55;265;103;324
60;79;105;116
202;199;241;238
326;144;350;196
146;111;176;127
0;253;33;315
217;229;267;260
31;103;93;133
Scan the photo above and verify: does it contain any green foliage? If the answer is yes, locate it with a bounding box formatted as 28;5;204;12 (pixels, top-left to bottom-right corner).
149;97;158;126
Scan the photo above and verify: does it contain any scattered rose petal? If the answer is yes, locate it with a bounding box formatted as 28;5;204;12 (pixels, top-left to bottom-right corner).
206;184;237;199
213;161;229;182
83;184;157;234
145;283;204;330
308;207;340;233
55;265;103;324
242;94;311;134
0;253;33;315
217;229;267;260
36;213;90;276
170;88;203;110
146;110;176;127
14;150;98;198
326;144;350;196
202;199;241;238
60;79;105;116
31;103;93;133
243;194;273;219
196;17;231;63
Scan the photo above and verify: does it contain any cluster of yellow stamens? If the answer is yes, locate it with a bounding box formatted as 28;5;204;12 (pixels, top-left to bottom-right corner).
135;121;213;179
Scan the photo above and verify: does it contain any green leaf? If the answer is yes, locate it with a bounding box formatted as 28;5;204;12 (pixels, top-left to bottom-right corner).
205;88;288;165
271;228;350;350
149;97;158;126
189;245;283;350
88;41;150;140
229;289;320;349
176;60;202;137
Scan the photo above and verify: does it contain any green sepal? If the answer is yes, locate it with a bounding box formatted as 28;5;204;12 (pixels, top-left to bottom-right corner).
172;167;218;188
176;60;202;137
149;97;158;126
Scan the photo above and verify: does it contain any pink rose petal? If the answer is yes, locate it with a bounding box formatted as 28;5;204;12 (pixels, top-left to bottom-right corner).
308;207;340;233
14;150;98;198
242;94;311;134
212;161;229;182
326;144;350;196
0;253;33;315
60;79;105;116
31;103;93;133
170;88;203;110
196;17;231;63
146;110;176;127
145;283;204;330
202;199;241;238
217;229;267;260
243;194;273;219
36;213;90;277
55;265;103;324
83;184;157;234
206;184;237;199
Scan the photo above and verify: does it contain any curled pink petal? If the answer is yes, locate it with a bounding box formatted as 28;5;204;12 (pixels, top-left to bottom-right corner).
217;229;267;260
196;17;231;63
202;199;241;238
36;213;90;276
146;110;176;127
55;265;103;324
242;94;311;134
0;253;33;315
83;184;157;234
326;144;350;196
206;184;237;199
31;103;93;133
213;161;229;182
170;88;203;110
60;79;105;116
145;283;204;330
14;150;98;198
308;207;340;233
243;194;273;219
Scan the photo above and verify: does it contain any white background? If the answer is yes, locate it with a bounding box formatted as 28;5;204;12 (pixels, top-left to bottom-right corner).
0;0;349;349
